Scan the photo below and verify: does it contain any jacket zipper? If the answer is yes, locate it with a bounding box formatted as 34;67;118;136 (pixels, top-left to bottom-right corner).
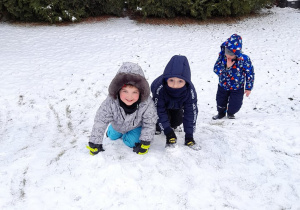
120;108;125;120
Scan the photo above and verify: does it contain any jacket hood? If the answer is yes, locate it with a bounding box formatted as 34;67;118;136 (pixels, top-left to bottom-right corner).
221;34;243;57
162;55;192;86
108;62;150;102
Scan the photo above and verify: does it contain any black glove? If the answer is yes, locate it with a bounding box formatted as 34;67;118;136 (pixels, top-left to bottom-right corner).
166;130;177;145
133;141;150;155
185;136;195;146
86;142;105;155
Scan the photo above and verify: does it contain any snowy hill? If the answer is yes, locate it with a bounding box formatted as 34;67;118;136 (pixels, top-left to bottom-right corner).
0;6;300;210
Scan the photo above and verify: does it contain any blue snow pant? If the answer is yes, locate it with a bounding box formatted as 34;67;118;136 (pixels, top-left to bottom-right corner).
107;124;142;148
216;85;244;115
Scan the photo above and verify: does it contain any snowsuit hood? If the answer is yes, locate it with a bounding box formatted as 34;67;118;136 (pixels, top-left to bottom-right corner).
108;62;150;102
221;34;243;57
162;55;192;86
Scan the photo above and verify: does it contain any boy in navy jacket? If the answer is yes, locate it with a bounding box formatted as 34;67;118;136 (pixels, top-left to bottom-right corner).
151;55;199;149
213;34;255;119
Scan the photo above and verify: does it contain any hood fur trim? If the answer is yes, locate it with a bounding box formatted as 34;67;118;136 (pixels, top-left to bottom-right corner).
108;72;150;102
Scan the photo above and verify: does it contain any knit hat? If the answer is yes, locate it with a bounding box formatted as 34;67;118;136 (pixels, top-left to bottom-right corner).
225;47;235;56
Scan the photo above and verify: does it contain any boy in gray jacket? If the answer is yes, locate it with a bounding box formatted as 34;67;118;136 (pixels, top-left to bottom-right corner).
87;62;157;155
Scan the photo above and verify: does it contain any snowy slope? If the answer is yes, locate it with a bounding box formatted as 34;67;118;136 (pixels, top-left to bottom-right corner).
0;6;300;210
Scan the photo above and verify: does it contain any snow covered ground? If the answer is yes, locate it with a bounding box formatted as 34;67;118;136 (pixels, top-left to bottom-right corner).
0;6;300;210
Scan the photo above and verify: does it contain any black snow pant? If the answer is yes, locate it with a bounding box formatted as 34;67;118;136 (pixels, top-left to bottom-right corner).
216;85;244;115
156;109;183;131
167;109;183;128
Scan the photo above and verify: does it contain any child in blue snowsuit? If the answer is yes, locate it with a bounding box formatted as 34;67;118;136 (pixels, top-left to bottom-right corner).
151;55;199;149
213;34;254;120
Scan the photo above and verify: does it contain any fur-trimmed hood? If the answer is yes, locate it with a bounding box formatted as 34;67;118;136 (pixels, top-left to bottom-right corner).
108;62;150;102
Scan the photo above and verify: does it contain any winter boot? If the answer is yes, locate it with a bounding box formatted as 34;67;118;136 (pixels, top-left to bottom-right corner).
185;138;196;147
212;112;226;120
185;137;201;151
227;113;235;119
165;130;177;148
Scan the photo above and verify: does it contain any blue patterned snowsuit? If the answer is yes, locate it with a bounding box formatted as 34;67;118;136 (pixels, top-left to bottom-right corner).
213;34;255;115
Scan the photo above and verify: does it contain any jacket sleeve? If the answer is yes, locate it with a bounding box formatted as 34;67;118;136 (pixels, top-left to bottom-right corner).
89;97;114;145
139;97;158;143
213;52;226;76
244;56;255;90
153;87;173;134
183;87;198;138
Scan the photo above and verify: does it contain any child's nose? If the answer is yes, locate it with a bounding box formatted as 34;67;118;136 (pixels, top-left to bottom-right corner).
173;83;179;88
128;94;134;99
169;83;175;88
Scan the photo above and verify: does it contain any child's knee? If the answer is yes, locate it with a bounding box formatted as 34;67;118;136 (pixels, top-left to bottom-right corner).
107;125;123;140
123;137;140;148
122;127;142;148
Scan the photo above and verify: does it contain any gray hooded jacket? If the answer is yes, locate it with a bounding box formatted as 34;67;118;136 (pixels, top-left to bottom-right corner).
89;62;158;145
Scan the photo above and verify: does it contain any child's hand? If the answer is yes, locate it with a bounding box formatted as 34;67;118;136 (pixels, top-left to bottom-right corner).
245;90;251;97
185;137;196;146
133;141;150;155
166;130;177;145
86;142;105;155
226;57;236;68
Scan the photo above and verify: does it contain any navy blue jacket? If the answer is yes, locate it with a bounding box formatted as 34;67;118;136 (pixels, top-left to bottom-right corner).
151;55;198;138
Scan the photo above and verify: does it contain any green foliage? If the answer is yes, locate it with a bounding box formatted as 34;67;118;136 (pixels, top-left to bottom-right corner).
189;0;218;19
0;0;275;23
1;0;34;21
128;0;192;18
129;0;275;20
1;0;124;23
30;0;87;23
86;0;124;17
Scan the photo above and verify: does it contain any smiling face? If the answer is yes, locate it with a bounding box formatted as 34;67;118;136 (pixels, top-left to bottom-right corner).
119;85;140;106
167;77;186;89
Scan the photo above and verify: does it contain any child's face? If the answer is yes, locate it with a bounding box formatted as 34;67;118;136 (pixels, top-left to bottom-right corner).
167;77;186;89
119;85;140;106
225;54;236;62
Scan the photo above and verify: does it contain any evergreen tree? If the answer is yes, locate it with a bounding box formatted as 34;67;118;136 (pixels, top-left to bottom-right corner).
0;0;275;23
129;0;275;20
1;0;124;23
